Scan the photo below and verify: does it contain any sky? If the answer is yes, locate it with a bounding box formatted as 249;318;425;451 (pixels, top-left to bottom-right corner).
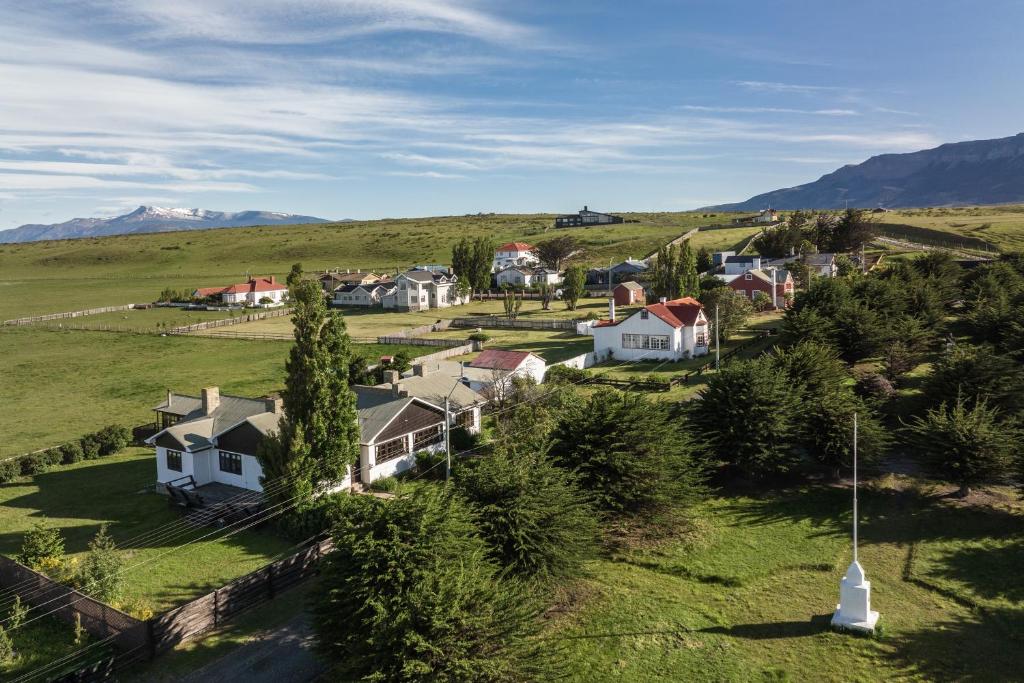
2;0;1023;229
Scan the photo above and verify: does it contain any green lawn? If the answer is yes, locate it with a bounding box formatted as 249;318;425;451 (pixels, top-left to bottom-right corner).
0;449;292;613
553;479;1024;681
0;327;430;458
37;306;234;331
881;205;1024;252
0;617;91;682
431;328;595;364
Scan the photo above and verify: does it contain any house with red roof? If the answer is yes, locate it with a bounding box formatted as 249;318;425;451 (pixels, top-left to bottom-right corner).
492;241;539;272
193;276;288;306
592;296;710;361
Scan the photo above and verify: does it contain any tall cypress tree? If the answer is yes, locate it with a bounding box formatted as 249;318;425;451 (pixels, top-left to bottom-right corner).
259;280;360;507
678;239;700;298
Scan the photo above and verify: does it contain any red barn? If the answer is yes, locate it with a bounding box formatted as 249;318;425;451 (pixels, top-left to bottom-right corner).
613;281;645;306
726;268;794;308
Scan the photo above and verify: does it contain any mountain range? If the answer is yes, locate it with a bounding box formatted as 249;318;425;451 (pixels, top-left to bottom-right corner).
705;132;1024;211
0;206;335;243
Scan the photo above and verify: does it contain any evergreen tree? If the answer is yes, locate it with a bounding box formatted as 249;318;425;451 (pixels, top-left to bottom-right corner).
0;625;14;665
562;265;586;311
311;489;555;682
678;239;700;298
549;392;704;514
903;397;1018;497
451;238;473;296
286;262;304;289
17;521;64;570
829;208;877;252
471;236;497;298
77;523;122;602
689;359;800;478
259;280;360;509
781;306;836;346
696;247;713;274
455;448;598;582
534;235;580;270
832;302;887;363
923;344;1024;416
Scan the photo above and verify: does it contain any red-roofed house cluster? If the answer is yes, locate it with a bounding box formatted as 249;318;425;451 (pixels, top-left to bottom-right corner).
592;296;710;361
192;276;289;306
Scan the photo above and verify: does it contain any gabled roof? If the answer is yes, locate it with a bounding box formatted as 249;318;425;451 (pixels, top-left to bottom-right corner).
643;297;705;328
496;242;534;252
616;281;645;291
333;283;361;294
353;387;444;443
195;276;286;297
469;349;539;371
725;255;759;264
374;373;485;413
804;253;836;266
498;265;533;276
400;270;453;284
612;259;648;271
148;393;274;451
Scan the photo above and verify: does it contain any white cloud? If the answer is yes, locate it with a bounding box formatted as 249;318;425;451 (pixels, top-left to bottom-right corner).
733;80;849;94
681;105;859;116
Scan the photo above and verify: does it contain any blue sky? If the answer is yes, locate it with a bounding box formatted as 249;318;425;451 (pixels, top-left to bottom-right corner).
2;0;1022;229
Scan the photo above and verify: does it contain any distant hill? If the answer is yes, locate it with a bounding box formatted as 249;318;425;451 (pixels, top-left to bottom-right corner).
0;206;338;243
705;132;1024;211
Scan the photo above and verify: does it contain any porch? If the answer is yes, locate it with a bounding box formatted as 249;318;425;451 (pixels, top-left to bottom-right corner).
163;476;266;527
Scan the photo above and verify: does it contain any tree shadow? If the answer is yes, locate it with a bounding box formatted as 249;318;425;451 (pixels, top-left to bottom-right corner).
698;614;833;640
929;540;1024;604
890;608;1024;681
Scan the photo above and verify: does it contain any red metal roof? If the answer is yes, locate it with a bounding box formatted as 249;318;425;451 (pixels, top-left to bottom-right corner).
643;297;705;328
194;276;286;297
468;349;534;371
496;242;534;252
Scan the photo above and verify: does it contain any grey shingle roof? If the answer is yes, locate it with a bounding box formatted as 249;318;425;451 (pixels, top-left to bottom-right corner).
375;374;485;413
152;393;272;451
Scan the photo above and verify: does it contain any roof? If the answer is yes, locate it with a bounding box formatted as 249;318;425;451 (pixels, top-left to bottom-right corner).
352;387;444;443
373;373;485;413
154;393;203;416
611;259;648;271
195;276;286;297
400;270;452;284
804;253;836;266
323;271;378;283
616;281;645;291
333;283;361;294
725;255;759;264
149;393;273;451
643;297;705;328
498;266;533;276
743;268;793;285
469;349;537;371
496;242;534;252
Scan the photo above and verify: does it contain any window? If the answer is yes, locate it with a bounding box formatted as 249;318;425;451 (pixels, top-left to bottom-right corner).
166;449;182;472
456;410;475;429
159;412;180;429
376;436;409;463
622;333;644;349
413;425;445;450
696;332;708;347
744;273;753;280
219;450;242;475
645;335;670;350
640;310;649;320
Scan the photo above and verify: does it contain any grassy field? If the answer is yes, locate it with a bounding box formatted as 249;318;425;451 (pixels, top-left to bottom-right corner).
553;477;1024;682
0;449;292;612
0;328;431;458
0;212;726;322
883;205;1024;252
0;616;93;682
430;328;595;364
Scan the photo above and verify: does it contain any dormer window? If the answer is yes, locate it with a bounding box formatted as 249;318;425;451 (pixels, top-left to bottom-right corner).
640;310;649;320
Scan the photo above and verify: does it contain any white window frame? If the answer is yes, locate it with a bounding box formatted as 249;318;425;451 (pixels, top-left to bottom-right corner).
645;335;670;350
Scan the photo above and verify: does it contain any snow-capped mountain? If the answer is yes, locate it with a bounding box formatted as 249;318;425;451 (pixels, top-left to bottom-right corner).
0;206;337;243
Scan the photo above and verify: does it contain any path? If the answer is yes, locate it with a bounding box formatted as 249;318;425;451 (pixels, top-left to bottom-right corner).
180;612;326;683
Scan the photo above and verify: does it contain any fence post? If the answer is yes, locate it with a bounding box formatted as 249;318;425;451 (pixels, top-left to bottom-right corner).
267;564;275;599
213;589;219;627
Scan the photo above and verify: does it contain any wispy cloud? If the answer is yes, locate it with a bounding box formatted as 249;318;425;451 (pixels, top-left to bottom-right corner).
681;105;859;116
733;80;849;94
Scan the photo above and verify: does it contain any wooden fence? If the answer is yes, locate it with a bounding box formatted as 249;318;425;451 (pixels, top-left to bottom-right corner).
168;307;292;334
376;336;469;348
2;304;137;326
448;316;579;331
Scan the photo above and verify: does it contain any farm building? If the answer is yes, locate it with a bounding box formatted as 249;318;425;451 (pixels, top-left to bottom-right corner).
193;276;288;306
613;281;645;306
592;296;709;362
555;206;624;228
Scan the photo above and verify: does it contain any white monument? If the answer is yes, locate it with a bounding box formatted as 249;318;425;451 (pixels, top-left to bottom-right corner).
832;413;880;634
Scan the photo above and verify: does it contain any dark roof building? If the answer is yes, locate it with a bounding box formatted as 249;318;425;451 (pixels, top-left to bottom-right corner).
555;205;624;228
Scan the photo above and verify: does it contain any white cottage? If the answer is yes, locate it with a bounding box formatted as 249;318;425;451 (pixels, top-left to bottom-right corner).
382;270;465;311
592;297;710;362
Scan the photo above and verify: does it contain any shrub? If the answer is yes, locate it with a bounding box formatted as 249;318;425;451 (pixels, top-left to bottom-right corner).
449;425;477;451
94;425;131;456
468;331;490;342
368;475;401;493
76;524;122;602
18;521;65;570
855;373;896;401
311;489;555;682
80;435;101;460
0;459;19;484
413;449;447;481
7;596;26;631
545;364;588;384
0;625;14;665
42;448;64;467
19;452;48;476
454;450;597;581
60;441;84;465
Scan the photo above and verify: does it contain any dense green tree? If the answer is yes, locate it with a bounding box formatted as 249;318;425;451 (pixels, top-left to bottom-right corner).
311;489;554;682
689;359;800;477
829;208;877;252
903;397;1018;497
534;235;580;270
470;236;497;298
286;262;304;289
650;242;679;300
451;238;472;288
698;287;753;342
696;246;714;274
550;392;704;514
922;344;1024;416
678;240;700;298
455;449;597;581
17;521;64;570
781;307;836;346
77;524;122;602
259;280;359;509
832;303;887;363
766;341;848;398
562;264;586;311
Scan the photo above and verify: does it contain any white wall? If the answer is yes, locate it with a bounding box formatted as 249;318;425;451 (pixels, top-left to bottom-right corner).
593;312;683;361
553;352;597;370
362;437;445;484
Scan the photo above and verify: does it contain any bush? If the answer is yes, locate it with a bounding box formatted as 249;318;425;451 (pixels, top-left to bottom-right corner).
18;521;65;570
468;331;490;342
75;524;122;602
545;364;588;384
449;425;478;451
60;441;84;465
0;459;19;484
79;435;101;460
94;425;131;456
19;452;48;476
855;373;896;401
0;625;14;665
42;448;63;467
368;475;401;493
413;449;447;481
311;489;555;681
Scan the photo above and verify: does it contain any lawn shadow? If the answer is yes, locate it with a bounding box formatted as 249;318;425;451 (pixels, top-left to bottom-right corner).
929;540;1024;604
698;614;833;640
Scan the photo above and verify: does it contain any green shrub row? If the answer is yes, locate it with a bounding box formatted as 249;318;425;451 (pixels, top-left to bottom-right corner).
0;425;131;484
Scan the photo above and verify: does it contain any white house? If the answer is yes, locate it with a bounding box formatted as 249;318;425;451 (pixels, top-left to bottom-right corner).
382;270;465;311
533;268;563;286
492;242;538;272
496;266;535;288
415;350;547;397
194;276;288;306
333;282;396;307
592;296;710;362
723;255;762;275
755;208;780;224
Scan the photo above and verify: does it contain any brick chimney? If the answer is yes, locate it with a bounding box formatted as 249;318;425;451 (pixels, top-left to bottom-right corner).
391;382;407;398
269;275;276;284
413;363;428;377
383;369;400;384
264;395;284;414
201;386;220;415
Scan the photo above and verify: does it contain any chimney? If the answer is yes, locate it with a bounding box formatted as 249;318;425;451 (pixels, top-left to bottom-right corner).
659;297;667;304
583;205;588;211
264;396;284;414
201;386;220;415
391;382;407;398
608;297;616;323
413;363;428;377
383;369;400;384
166;389;173;406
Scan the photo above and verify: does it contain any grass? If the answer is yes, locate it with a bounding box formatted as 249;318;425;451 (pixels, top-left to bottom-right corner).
0;327;431;458
553;478;1024;681
881;205;1024;253
0;449;292;613
431;328;595;364
0;212;724;322
0;617;93;682
40;306;234;331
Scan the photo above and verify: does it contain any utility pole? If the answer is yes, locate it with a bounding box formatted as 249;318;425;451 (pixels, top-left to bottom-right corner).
853;412;858;563
715;304;720;371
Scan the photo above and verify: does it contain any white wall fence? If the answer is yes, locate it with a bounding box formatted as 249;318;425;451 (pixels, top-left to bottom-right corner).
551;352;597;370
379;319;453;338
2;304;137;326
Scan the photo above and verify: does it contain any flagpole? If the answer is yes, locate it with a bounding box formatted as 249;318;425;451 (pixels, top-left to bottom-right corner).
853;412;858;564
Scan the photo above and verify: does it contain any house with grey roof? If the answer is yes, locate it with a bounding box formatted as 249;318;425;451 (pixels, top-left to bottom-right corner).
332;281;396;307
381;269;466;311
147;382;457;494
